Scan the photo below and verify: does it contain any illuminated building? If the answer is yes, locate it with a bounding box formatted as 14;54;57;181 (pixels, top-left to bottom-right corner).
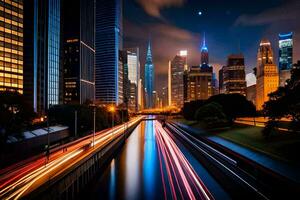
161;86;168;107
126;48;140;111
95;0;123;105
218;67;224;94
0;0;23;94
185;35;213;101
246;84;256;106
186;65;213;101
201;33;209;65
144;41;154;108
169;50;187;108
138;78;143;110
223;54;246;95
63;0;95;105
119;50;127;106
24;0;62;114
256;39;279;110
279;32;293;86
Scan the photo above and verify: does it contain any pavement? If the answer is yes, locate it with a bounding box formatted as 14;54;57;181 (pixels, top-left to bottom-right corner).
174;122;300;183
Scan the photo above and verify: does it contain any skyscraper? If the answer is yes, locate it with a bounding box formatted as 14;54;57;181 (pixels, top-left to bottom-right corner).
223;54;246;95
185;35;213;102
201;33;209;65
0;0;23;94
95;0;123;105
169;50;187;108
256;39;279;110
279;32;293;86
63;0;95;105
144;41;154;108
24;0;62;114
186;65;213;101
126;48;140;112
279;32;293;70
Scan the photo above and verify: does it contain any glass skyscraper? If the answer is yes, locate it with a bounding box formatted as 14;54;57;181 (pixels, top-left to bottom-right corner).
126;48;140;111
63;0;95;104
279;32;293;70
144;41;154;108
279;32;293;86
95;0;123;105
0;0;24;94
24;0;62;114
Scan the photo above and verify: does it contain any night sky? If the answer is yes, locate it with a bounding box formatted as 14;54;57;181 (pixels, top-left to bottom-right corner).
124;0;300;93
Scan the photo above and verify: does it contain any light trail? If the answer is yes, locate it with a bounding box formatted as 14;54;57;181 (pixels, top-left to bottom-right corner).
154;121;214;200
0;117;143;199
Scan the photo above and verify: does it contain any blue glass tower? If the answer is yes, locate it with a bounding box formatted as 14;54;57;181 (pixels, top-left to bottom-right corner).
279;32;293;70
24;0;62;114
144;41;154;108
95;0;123;105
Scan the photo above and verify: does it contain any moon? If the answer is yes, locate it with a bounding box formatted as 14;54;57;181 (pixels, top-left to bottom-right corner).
198;11;202;16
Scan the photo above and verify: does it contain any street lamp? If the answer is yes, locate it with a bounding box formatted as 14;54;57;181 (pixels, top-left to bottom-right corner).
108;105;115;128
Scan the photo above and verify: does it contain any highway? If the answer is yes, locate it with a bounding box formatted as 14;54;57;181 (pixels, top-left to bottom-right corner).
0;117;143;199
89;120;229;200
166;122;300;199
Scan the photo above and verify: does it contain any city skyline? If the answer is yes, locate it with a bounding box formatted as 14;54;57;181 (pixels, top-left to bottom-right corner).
124;0;300;93
1;1;300;199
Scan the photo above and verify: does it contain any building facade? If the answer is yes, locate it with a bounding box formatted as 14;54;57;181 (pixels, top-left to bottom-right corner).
170;51;187;108
0;0;23;94
126;48;139;112
63;0;95;105
279;32;293;86
144;41;154;108
186;65;213;101
95;0;123;105
256;39;279;110
223;54;246;95
24;0;62;114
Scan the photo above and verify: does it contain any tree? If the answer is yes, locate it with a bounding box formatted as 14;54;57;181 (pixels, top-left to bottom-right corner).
194;102;229;129
0;91;35;145
264;61;300;123
182;100;206;120
207;93;256;121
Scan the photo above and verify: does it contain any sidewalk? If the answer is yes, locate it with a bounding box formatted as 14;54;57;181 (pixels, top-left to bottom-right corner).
175;122;300;183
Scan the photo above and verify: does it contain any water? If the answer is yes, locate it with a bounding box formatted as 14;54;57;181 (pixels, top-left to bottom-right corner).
89;121;229;200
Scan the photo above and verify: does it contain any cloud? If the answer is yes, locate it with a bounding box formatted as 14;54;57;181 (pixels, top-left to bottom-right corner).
234;0;300;27
135;0;185;18
124;20;201;91
246;73;256;87
234;0;300;66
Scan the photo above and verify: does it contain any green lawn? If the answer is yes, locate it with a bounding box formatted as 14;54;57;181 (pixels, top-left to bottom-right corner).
176;119;300;165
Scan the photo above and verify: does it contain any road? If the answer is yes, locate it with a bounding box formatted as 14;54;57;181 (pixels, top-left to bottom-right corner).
0;117;143;199
89;120;229;200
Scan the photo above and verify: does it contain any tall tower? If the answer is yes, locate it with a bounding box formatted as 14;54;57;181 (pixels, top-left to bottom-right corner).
95;0;123;105
24;0;62;114
223;54;246;95
256;39;279;110
170;51;187;108
279;32;293;86
0;0;24;95
201;33;209;65
63;0;95;105
144;41;154;108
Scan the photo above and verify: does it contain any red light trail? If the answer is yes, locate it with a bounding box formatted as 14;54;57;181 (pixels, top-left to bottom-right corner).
155;121;214;200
